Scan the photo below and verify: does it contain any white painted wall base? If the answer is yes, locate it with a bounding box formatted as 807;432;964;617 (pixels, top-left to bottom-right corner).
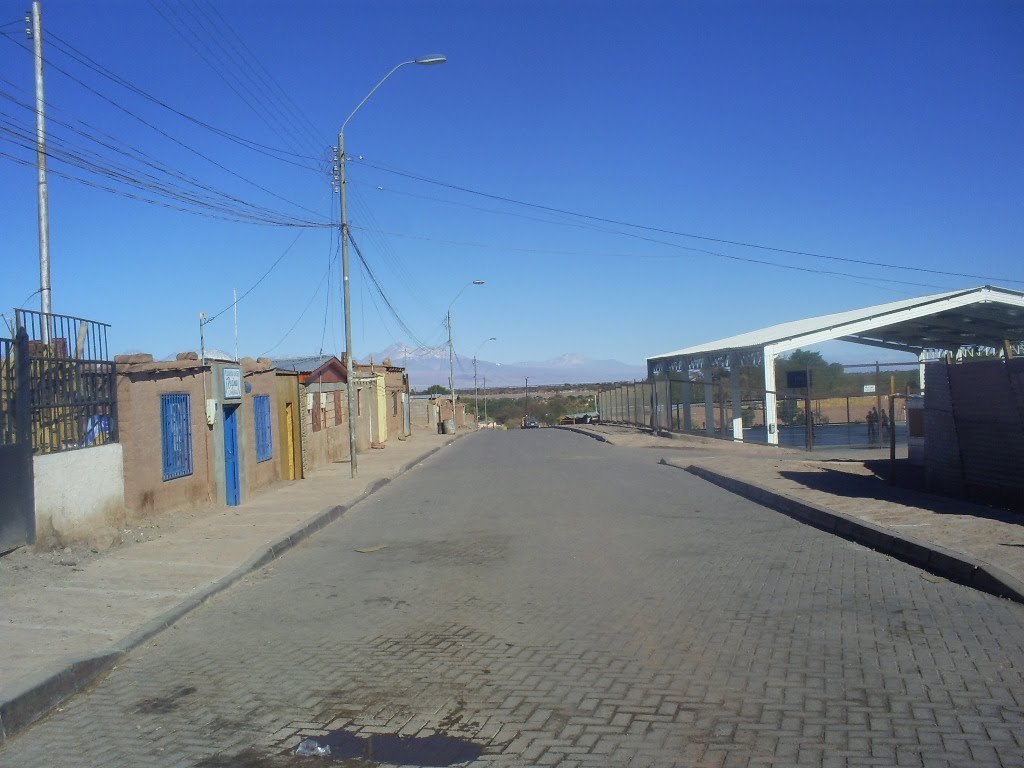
34;443;126;549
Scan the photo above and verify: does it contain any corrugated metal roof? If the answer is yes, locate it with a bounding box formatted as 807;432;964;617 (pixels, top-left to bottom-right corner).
648;285;1024;361
270;355;338;373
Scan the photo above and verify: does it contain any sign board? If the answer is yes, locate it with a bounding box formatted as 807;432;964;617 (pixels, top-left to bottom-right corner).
863;384;876;394
222;367;243;400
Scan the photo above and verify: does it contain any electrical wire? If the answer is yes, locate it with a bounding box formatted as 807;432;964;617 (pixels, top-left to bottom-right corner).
262;236;337;357
355;158;1024;286
147;0;314;159
0;101;320;224
347;230;431;349
196;0;325;155
204;232;305;324
1;33;329;221
45;31;323;170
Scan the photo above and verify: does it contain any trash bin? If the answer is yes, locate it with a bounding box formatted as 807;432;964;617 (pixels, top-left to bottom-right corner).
443;418;456;434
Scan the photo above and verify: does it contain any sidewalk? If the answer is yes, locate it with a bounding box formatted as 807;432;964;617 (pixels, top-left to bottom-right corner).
558;423;1024;603
0;427;464;743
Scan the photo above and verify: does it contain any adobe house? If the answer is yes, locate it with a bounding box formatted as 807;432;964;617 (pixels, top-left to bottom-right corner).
271;355;382;471
354;361;412;441
116;353;295;517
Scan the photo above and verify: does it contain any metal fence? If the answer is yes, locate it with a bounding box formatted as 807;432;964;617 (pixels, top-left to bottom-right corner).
13;309;118;454
598;376;909;451
0;334;20;447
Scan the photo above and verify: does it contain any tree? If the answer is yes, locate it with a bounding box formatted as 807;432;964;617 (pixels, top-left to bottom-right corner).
417;384;448;395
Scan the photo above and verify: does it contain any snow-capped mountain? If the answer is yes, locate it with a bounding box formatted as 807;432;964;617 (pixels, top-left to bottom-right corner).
369;345;645;389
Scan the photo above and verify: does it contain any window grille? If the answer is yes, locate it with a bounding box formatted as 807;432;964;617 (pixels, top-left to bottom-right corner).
161;393;193;480
254;395;272;462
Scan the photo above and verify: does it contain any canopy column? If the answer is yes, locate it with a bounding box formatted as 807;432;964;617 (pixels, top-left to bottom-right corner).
729;351;743;441
681;367;692;431
703;355;716;436
763;345;779;445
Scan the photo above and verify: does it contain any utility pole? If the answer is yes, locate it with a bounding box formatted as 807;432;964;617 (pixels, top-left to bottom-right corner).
338;131;358;477
482;375;488;425
525;377;529;425
29;1;51;340
447;309;456;432
473;355;479;425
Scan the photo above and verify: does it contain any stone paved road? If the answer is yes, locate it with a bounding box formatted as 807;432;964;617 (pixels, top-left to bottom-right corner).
2;430;1023;767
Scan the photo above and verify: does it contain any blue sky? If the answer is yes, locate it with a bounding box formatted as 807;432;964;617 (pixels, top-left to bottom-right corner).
2;0;1021;369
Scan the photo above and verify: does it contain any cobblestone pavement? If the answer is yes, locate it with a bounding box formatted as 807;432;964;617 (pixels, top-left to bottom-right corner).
2;429;1023;768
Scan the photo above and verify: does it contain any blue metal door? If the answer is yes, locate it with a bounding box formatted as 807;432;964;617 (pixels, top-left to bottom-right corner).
223;405;240;506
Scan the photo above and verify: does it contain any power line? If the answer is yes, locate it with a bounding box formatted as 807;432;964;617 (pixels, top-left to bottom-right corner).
0;94;320;224
146;0;313;159
197;0;325;154
355;159;1023;286
204;232;305;324
262;233;338;357
347;230;430;349
45;31;323;170
1;33;329;222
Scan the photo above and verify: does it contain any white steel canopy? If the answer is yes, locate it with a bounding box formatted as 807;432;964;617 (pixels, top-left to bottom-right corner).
646;285;1024;444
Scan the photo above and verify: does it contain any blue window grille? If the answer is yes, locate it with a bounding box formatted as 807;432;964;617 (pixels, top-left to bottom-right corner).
254;394;272;462
161;393;193;480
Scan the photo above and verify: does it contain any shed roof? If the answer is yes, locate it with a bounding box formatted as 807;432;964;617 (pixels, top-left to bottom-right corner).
648;285;1024;363
271;355;337;373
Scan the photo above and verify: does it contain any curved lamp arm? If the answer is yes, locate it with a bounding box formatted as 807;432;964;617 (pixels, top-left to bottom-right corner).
449;279;485;313
340;55;447;135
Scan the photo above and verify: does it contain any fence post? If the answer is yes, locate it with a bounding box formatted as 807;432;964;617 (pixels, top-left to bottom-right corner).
15;327;32;448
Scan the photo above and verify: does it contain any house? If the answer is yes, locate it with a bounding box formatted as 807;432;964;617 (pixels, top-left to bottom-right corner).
116;353;298;516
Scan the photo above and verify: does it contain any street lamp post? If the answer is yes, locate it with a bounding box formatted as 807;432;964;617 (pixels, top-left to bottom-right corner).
447;280;485;432
525;377;529;425
482;375;488;425
338;54;445;477
473;336;496;426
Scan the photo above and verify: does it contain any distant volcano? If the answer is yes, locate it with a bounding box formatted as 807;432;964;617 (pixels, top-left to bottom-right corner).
370;344;645;389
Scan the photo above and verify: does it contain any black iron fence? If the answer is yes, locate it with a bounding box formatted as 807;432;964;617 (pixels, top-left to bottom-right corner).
12;309;118;454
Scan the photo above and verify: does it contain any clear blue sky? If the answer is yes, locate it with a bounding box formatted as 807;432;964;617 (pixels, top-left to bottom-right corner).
2;0;1021;368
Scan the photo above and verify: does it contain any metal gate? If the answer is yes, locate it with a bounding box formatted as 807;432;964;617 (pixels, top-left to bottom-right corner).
0;329;35;551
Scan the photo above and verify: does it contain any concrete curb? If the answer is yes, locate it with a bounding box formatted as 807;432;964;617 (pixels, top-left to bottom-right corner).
677;461;1024;606
0;436;459;744
550;425;613;444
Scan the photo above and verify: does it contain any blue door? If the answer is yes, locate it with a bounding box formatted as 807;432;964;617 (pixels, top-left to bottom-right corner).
223;405;240;506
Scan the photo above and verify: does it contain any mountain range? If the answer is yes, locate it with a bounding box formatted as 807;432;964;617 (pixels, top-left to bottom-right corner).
371;345;645;390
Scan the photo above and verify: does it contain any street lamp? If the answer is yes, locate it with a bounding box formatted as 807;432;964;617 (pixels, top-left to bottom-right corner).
474;337;496;425
447;280;485;432
338;54;445;477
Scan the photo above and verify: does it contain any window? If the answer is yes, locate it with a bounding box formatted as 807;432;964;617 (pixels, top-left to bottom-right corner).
161;393;193;480
254;395;272;462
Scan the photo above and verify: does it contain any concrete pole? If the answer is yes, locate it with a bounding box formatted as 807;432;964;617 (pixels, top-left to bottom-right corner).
729;351;743;442
703;357;715;436
448;309;456;430
473;355;478;424
339;130;358;477
682;369;692;431
31;1;51;340
763;346;779;445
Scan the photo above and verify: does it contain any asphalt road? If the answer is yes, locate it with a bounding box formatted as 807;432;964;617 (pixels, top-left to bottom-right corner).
2;429;1023;767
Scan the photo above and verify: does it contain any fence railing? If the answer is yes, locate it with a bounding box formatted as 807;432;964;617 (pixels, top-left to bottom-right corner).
598;378;909;451
12;309;118;454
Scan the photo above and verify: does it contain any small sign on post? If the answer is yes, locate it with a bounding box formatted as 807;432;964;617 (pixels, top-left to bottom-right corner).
863;384;876;394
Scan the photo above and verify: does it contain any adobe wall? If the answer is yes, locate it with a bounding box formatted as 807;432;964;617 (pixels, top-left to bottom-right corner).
116;362;213;517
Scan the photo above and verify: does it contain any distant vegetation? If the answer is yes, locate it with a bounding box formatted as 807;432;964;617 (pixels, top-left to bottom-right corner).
467;393;596;428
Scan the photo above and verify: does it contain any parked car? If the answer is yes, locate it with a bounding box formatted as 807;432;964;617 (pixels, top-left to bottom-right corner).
522;416;540;429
